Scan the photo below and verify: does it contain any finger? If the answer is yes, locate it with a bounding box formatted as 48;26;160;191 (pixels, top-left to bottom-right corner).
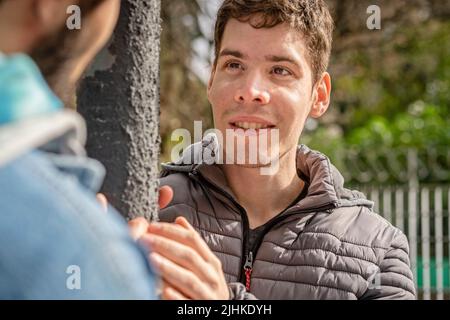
161;282;188;300
140;233;218;284
150;252;210;300
175;216;195;230
128;217;149;241
174;217;221;267
96;193;108;213
158;186;173;209
162;287;188;300
147;221;211;262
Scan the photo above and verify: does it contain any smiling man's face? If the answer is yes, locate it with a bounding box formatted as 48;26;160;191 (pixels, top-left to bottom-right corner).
207;18;326;167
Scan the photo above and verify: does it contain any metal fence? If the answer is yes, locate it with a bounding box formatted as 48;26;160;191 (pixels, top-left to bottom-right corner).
341;148;450;300
356;185;450;300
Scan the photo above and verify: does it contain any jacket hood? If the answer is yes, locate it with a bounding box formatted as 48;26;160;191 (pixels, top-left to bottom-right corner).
0;110;86;167
161;133;374;211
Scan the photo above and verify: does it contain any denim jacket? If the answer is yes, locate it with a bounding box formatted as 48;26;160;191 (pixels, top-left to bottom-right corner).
0;53;156;299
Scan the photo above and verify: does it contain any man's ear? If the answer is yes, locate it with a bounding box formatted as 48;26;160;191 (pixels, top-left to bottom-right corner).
309;72;331;119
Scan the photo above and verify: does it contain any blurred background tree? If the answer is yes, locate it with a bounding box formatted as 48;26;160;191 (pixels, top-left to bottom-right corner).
160;0;449;183
160;0;212;161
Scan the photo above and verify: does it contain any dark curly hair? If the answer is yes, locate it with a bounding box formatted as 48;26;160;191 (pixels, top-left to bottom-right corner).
213;0;334;82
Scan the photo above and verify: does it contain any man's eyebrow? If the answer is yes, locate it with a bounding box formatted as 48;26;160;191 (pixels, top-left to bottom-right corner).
219;50;303;73
265;54;301;67
219;49;248;59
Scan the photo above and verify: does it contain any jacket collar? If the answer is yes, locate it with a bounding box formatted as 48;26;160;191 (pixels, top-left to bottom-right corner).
0;110;104;192
0;109;86;167
161;134;374;212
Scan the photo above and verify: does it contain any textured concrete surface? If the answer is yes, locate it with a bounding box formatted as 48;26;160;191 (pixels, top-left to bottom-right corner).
78;0;161;220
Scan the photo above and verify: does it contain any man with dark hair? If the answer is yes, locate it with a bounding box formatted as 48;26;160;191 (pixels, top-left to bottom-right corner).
131;0;416;300
0;0;164;299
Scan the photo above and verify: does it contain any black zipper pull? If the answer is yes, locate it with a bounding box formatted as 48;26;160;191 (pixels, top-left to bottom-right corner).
189;168;198;180
244;251;253;291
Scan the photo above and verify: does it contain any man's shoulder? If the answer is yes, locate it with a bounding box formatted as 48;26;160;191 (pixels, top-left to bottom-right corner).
159;171;198;222
160;169;193;198
307;205;407;255
160;169;191;185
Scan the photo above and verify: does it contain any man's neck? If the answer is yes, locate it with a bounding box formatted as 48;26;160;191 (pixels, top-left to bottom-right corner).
221;147;304;229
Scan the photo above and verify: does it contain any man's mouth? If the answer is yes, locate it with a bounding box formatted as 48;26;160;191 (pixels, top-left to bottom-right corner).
230;122;276;130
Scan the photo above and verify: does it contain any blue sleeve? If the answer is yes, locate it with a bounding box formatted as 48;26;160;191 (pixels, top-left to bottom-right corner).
0;152;157;299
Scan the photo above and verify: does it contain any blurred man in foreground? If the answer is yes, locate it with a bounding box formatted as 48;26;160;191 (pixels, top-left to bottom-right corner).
0;0;167;299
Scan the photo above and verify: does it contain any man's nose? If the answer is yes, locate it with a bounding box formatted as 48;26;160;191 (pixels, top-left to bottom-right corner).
234;72;270;105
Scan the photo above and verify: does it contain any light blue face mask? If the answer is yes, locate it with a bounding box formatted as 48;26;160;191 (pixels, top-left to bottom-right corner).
0;53;62;125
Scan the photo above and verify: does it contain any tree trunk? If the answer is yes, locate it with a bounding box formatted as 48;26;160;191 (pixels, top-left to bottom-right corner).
77;0;161;221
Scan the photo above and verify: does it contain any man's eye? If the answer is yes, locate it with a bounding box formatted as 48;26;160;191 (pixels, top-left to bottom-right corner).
272;67;292;76
226;62;242;70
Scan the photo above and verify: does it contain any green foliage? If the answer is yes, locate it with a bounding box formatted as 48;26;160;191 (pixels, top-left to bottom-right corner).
347;103;449;149
329;21;450;131
303;20;450;182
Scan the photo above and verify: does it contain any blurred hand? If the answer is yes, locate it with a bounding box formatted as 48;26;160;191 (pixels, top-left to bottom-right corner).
140;216;229;300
